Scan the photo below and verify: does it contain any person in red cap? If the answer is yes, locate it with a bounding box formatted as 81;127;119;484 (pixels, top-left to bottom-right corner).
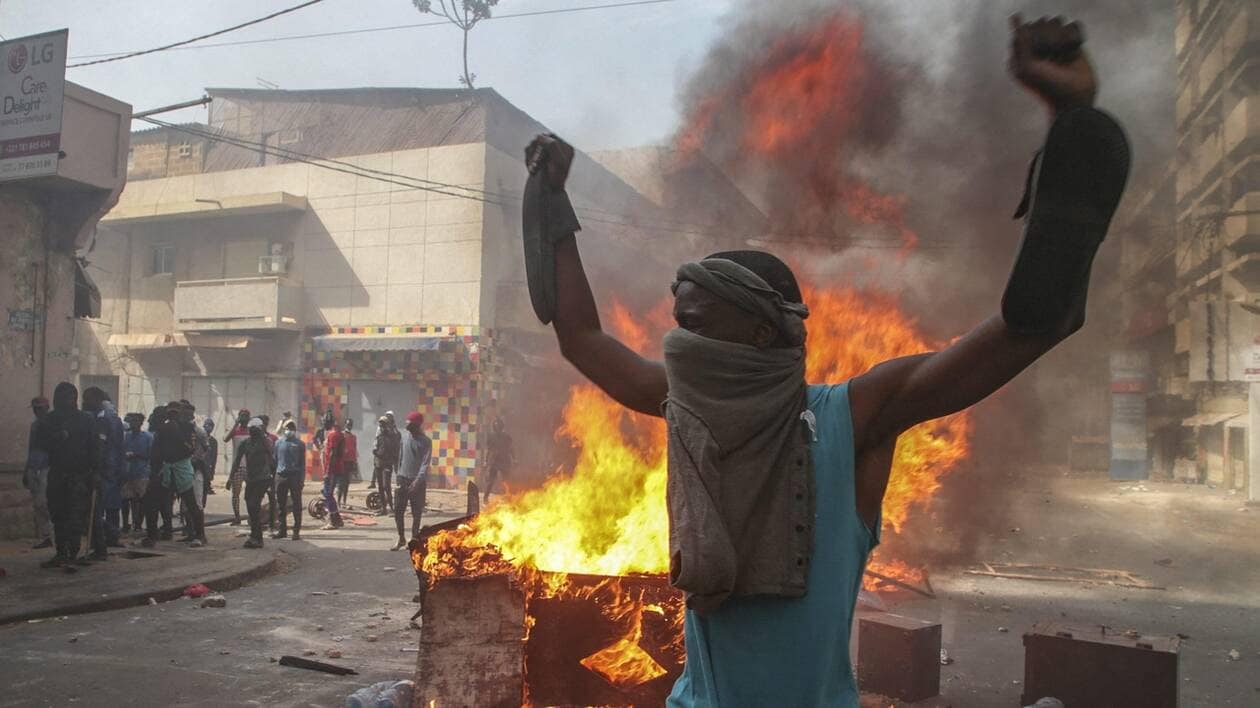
392;411;432;550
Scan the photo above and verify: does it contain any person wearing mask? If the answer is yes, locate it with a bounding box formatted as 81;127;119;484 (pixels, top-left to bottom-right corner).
273;411;294;438
24;397;53;549
392;412;432;551
482;417;515;504
320;414;346;530
272;420;306;540
225;410;252;526
37;383;98;568
230;418;276;548
372;415;400;514
121;413;152;535
202;418;218;498
143;403;206;548
338;418;359;507
82;387;125;560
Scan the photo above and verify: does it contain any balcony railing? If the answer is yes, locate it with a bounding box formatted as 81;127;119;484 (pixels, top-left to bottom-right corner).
173;276;302;332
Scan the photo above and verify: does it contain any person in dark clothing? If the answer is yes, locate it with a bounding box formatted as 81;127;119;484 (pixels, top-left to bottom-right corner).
312;408;335;453
142;403;206;548
25;396;53;549
231;418;276;548
272;420;306;540
372;415;401;514
259;414;278;532
202;418;218;497
482;417;515;503
142;406;173;538
38;382;98;569
83;387;125;560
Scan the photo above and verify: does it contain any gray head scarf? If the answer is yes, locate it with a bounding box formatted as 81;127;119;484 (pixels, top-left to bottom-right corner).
673;258;810;346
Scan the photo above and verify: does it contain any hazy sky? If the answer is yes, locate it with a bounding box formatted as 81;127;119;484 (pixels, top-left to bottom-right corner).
0;0;733;150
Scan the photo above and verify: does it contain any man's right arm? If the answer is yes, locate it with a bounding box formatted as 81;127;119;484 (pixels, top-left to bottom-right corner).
537;136;668;417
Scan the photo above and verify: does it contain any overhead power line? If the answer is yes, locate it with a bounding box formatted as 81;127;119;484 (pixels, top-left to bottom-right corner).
67;0;326;68
69;0;675;62
137;116;976;251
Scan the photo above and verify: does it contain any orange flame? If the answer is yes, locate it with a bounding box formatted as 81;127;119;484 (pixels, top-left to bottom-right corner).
421;284;970;683
676;13;918;253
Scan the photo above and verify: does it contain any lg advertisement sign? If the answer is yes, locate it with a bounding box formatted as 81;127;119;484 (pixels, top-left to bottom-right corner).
0;29;67;183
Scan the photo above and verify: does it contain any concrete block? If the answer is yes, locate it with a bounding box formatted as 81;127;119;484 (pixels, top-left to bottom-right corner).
857;613;941;703
1022;622;1179;708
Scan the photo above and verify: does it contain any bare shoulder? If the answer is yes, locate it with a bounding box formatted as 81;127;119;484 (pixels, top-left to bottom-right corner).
846;354;930;451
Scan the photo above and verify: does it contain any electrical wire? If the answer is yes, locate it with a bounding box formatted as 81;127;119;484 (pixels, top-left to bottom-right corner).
138;116;980;251
67;0;325;68
69;0;675;62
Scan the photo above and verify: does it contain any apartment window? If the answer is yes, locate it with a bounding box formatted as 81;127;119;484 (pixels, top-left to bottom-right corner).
176;143;193;159
151;244;175;275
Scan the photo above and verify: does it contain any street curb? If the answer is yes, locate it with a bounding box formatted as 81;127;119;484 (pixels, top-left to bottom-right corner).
0;548;295;626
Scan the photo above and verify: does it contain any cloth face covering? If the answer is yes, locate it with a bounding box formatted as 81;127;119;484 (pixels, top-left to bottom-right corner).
663;259;816;612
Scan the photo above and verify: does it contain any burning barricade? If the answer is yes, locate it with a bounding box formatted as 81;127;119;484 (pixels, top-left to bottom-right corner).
410;285;969;706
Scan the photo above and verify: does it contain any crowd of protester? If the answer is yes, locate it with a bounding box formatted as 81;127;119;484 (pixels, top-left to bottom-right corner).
21;381;455;568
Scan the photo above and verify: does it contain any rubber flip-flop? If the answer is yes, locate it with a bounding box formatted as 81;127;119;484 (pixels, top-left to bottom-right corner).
1002;107;1131;334
522;147;581;325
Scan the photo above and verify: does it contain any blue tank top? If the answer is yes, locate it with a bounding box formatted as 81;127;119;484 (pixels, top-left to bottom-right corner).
667;383;879;708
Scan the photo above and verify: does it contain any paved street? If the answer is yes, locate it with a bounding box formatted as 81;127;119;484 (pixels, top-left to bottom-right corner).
874;473;1260;707
2;476;1257;706
0;483;466;708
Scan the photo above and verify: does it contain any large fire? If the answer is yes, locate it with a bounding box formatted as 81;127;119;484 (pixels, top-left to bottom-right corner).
420;11;970;695
420;287;970;689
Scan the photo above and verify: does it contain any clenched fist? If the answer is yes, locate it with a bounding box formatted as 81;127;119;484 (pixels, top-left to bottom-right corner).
1009;14;1097;113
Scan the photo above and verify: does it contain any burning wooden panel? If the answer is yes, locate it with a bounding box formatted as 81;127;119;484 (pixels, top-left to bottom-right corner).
525;573;683;707
414;574;525;708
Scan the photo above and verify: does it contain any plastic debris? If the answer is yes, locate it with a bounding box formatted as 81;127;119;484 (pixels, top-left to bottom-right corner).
201;595;227;608
183;583;211;598
939;648;953;666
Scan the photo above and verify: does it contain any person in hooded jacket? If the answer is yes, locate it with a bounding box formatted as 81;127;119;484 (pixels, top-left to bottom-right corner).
37;382;98;569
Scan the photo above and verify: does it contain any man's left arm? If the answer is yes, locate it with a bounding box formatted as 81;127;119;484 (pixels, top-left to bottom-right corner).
851;316;1063;448
854;15;1125;448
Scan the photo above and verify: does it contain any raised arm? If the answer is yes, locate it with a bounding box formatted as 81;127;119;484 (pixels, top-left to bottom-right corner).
852;16;1127;452
530;136;669;417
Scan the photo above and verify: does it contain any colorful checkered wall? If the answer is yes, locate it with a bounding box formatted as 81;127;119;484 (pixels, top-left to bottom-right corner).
300;326;501;489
